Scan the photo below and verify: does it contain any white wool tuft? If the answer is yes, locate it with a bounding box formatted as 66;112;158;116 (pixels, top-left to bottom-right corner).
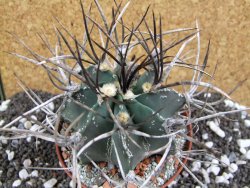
100;83;117;97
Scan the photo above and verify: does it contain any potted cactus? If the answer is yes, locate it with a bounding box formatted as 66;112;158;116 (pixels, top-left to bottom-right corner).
2;0;248;187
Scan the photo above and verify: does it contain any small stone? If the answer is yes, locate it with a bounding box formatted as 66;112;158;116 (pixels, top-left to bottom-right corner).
30;124;41;132
228;163;238;173
31;170;38;177
0;120;5;127
17;123;25;129
47;102;55;111
157;177;164;185
19;118;27;123
11;140;19;148
221;155;230;166
205;141;213;148
201;168;210;184
215;176;229;184
245;150;250;160
228;152;237;162
244;120;250;128
6;150;14;161
69;180;73;188
26;137;32;142
12;179;22;187
202;133;208;140
236;160;247;165
26;181;33;186
204;93;211;98
207;121;225;138
92;185;98;188
23;159;32;168
240;147;247;154
207;165;220;176
24;121;32;129
0;136;8;144
191;161;201;172
43;178;57;188
30;115;37;122
222;172;234;180
211;159;219;165
224;99;234;108
237;139;250;148
0;100;10;112
182;171;189;177
19;169;29;179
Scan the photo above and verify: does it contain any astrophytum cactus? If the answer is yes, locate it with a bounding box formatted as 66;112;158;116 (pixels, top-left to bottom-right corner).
61;64;186;175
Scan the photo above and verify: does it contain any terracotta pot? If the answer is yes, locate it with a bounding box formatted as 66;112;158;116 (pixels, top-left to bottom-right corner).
55;123;193;187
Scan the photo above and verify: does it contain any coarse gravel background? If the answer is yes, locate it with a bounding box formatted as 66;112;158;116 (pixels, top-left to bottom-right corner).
0;91;249;188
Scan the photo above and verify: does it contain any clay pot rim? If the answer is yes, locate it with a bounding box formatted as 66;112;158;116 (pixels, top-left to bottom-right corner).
55;124;193;188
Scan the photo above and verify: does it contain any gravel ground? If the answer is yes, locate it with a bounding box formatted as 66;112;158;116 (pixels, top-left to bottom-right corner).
0;91;249;188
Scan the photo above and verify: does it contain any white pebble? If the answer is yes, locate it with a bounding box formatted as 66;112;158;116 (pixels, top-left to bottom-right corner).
228;163;238;173
0;100;10;112
205;141;213;148
23;159;32;168
221;155;230;166
0;105;8;112
182;171;189;177
47;102;55;111
26;136;32;142
92;185;98;188
69;180;73;188
31;115;37;121
19;169;29;180
236;160;247;165
204;93;211;98
24;121;32;129
31;170;38;177
237;139;250;148
245;150;250;160
12;179;22;187
222;172;234;180
215;176;229;184
19;118;27;124
30;124;41;132
241;112;247;119
0;120;5;127
211;159;219;165
26;181;33;186
0;136;8;144
43;178;57;188
191;161;201;172
201;168;210;184
244;120;250;128
207;165;220;176
224;99;235;108
157;177;164;185
202;133;208;140
207;121;225;138
6;150;15;161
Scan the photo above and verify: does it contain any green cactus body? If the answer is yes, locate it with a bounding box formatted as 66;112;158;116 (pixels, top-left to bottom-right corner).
61;66;186;175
